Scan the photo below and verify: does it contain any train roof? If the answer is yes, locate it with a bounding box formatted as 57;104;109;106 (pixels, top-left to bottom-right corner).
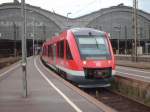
69;28;105;36
43;28;108;46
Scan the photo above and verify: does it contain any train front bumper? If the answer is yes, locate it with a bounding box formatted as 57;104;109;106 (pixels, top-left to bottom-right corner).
67;75;114;88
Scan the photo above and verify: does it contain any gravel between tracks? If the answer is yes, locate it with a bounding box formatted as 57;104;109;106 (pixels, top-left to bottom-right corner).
84;88;150;112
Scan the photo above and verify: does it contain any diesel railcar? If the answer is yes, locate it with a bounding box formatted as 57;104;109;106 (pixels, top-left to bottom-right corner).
42;28;115;88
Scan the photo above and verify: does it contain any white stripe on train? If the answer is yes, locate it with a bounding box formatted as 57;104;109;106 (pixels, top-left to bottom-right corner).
48;63;116;76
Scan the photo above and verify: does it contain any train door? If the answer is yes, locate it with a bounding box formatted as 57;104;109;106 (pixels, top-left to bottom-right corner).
53;44;56;65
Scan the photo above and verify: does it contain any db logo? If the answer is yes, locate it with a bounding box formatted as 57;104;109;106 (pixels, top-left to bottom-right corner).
96;62;101;66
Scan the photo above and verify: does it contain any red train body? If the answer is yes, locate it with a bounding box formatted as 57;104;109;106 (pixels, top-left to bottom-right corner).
42;28;116;88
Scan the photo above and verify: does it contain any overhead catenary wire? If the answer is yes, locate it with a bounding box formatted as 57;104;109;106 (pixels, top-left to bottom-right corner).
71;0;100;17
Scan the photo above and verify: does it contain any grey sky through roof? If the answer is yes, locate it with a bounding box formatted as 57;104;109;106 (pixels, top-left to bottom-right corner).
0;0;149;18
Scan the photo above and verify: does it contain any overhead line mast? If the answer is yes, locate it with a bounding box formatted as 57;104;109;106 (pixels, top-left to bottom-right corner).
21;0;27;97
133;0;139;62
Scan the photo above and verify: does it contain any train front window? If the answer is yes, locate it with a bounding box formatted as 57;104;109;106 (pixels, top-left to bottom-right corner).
75;35;111;60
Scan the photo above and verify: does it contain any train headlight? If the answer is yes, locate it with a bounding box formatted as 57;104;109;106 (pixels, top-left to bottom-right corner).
83;61;87;65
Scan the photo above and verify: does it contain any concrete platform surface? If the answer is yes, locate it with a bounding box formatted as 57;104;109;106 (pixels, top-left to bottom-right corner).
116;55;150;69
117;60;150;69
0;56;112;112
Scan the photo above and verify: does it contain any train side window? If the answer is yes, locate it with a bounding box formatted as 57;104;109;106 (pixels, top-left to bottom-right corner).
66;42;73;60
57;42;60;57
48;45;50;57
60;41;64;58
48;45;53;57
50;45;53;58
58;40;64;58
45;46;47;56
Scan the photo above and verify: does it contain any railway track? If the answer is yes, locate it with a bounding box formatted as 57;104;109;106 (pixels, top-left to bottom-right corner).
42;58;150;112
0;57;20;69
83;88;150;112
49;68;150;112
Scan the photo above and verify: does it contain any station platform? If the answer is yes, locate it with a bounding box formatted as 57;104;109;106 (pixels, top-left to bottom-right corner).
116;55;150;69
0;56;115;112
116;60;150;69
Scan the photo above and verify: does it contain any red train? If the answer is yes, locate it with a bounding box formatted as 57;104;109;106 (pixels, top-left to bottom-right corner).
41;28;115;88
